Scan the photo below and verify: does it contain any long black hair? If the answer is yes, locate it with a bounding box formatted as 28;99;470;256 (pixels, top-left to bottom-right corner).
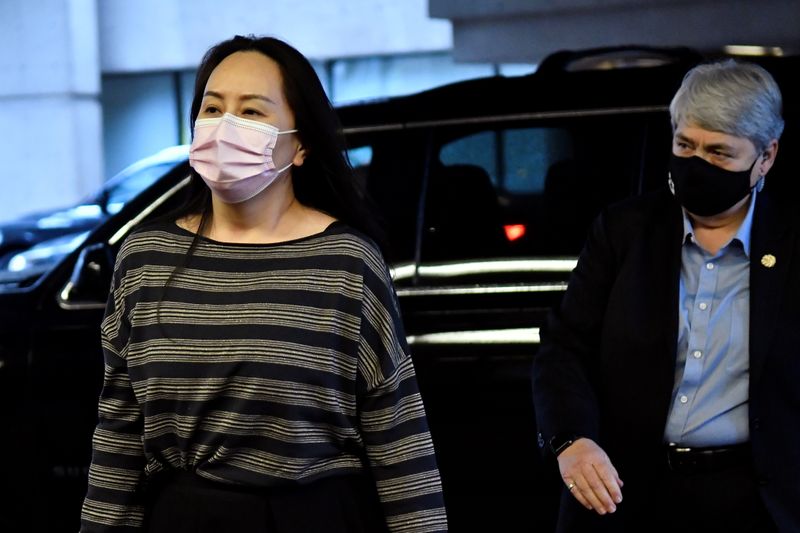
155;36;386;330
178;34;384;248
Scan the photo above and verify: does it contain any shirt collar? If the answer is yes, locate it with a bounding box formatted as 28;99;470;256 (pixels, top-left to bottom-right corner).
682;188;757;257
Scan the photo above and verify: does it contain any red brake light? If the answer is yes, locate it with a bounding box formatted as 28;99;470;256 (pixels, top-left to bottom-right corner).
504;224;526;241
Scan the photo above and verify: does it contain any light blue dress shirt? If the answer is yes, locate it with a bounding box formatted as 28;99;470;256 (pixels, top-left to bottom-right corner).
664;191;756;447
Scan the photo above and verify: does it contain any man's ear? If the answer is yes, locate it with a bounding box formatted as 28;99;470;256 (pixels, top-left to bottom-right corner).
759;139;779;176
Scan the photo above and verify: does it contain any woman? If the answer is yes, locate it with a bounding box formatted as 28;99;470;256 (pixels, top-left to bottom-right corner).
80;35;447;533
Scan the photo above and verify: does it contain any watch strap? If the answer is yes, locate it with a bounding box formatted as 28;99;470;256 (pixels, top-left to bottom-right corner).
549;432;579;456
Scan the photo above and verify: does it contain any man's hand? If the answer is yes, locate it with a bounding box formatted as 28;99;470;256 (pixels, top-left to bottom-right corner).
557;437;623;515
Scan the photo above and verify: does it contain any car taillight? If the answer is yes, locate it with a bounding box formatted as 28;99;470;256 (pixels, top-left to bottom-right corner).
504;224;526;241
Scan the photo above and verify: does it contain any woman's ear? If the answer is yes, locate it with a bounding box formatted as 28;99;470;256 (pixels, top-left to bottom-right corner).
293;144;307;167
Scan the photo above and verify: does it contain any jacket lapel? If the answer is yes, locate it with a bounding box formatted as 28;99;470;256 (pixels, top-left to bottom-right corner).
650;193;685;414
749;192;794;386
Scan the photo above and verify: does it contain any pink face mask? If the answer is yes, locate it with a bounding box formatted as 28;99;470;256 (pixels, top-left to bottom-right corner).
189;113;298;204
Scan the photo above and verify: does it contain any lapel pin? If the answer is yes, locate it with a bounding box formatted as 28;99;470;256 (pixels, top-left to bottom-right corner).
761;254;776;268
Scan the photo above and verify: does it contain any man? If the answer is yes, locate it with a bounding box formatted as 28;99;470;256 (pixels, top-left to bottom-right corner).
532;59;797;532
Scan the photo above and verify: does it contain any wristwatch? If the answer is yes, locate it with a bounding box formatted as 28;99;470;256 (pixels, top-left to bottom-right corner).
548;432;579;456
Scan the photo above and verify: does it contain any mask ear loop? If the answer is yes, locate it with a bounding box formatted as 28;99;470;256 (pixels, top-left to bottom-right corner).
755;151;767;192
274;131;301;174
667;173;676;196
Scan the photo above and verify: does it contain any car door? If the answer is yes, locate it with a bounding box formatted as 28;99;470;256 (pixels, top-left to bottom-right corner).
395;109;670;531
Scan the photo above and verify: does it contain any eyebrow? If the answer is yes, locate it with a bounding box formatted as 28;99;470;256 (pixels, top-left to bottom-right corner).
674;133;736;152
203;90;277;105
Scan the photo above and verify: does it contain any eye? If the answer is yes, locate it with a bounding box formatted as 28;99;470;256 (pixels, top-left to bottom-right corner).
203;104;221;114
242;108;263;116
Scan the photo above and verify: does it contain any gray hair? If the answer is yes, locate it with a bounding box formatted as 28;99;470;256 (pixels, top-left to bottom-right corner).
669;59;784;152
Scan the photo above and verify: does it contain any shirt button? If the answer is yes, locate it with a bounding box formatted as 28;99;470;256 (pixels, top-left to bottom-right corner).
706;263;715;270
680;395;689;404
698;302;708;310
692;350;702;359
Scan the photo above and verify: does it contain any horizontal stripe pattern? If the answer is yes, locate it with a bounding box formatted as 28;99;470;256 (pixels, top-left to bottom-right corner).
131;376;357;413
145;411;360;443
126;337;358;377
80;221;447;532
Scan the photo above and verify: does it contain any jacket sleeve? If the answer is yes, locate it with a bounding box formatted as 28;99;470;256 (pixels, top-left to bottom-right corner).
80;245;146;532
532;209;620;451
356;254;448;532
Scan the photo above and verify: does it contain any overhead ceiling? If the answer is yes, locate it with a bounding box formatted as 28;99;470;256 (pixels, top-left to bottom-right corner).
429;0;800;63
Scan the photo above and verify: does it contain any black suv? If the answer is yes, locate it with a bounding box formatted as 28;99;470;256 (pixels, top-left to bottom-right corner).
0;145;189;273
1;47;797;532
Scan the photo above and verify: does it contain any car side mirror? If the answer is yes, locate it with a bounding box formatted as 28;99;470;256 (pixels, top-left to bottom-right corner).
58;242;115;310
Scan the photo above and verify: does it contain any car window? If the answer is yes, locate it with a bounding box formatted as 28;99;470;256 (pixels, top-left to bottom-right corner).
440;127;572;194
347;145;373;168
106;162;181;214
423;112;665;263
346;130;428;269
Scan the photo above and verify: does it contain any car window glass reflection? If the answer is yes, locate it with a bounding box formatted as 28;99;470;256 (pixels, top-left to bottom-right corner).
425;117;648;263
105;162;177;213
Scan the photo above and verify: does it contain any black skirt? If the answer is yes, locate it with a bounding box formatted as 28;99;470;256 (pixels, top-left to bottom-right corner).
144;471;389;533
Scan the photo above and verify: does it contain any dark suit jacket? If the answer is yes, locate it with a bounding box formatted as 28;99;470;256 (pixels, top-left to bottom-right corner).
532;188;800;532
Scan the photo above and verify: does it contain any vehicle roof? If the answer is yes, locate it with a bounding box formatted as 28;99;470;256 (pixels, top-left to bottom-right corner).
103;144;190;189
337;47;799;131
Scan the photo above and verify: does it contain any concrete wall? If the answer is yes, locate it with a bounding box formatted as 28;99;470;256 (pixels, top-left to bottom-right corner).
2;0;452;223
98;0;452;73
1;0;103;221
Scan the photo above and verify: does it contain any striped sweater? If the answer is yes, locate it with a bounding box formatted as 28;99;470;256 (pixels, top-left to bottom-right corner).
80;221;447;532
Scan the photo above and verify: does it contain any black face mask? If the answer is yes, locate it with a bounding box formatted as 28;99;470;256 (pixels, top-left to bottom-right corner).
668;154;759;217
